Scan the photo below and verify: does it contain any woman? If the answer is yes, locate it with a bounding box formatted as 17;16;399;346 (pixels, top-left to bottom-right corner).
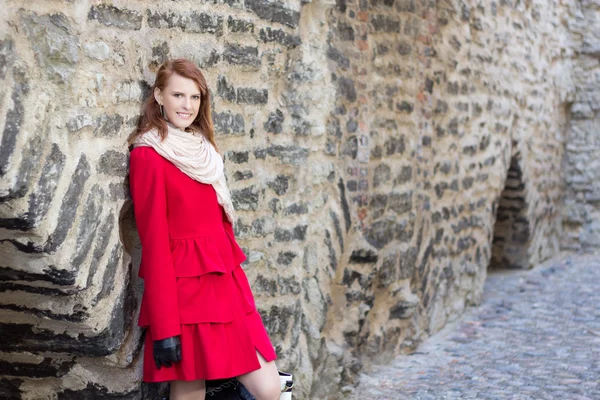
127;59;281;400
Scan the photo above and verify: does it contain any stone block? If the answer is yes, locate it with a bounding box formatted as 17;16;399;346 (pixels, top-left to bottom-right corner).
237;87;268;104
213;111;245;134
228;16;255;33
98;150;128;177
45;155;91;253
266;145;309;165
267;174;289;195
264;109;284;134
244;0;300;28
337;77;357;102
223;43;260;67
371;15;401;32
231;185;259;211
259;27;301;47
88;5;142;30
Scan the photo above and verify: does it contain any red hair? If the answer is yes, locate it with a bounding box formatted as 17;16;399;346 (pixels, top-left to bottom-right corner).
127;59;218;151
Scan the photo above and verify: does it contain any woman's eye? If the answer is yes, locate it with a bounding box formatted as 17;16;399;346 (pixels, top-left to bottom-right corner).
193;96;200;100
174;93;182;97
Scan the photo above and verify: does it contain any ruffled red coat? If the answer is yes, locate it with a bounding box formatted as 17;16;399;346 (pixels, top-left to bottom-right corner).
129;146;276;382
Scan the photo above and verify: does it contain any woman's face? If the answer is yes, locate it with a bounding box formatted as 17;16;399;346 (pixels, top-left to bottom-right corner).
154;73;202;130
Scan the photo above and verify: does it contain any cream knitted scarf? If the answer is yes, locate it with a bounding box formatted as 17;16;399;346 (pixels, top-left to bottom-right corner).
133;123;236;224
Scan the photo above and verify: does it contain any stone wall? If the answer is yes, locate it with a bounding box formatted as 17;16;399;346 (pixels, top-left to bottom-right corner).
562;0;600;251
0;0;585;399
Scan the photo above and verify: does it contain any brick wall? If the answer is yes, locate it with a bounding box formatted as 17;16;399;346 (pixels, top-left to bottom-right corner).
0;0;586;399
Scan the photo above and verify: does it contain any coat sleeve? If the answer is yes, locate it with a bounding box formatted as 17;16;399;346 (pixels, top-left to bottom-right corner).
129;147;181;340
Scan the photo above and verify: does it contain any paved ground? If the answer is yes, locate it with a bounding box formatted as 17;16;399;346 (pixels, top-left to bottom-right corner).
349;253;600;400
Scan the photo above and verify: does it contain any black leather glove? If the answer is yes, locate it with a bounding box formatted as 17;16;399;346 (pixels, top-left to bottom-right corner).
153;336;181;369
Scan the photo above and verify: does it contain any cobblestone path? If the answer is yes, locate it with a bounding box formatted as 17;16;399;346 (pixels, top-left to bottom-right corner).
348;254;600;400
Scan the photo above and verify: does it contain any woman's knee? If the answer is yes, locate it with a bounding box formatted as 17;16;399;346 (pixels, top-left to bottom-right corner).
252;377;281;400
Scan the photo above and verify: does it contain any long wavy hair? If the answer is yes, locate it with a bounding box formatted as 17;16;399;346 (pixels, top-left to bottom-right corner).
127;59;218;151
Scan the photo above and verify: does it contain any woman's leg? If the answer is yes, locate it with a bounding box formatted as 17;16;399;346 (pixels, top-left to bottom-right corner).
170;379;206;400
237;351;280;400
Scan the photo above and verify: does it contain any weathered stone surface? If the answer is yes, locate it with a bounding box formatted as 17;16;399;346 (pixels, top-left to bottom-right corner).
338;77;357;102
88;5;142;30
20;12;78;83
223;43;260;67
217;75;236;102
266;145;309;165
147;11;223;35
94;114;124;137
267;174;289;195
98;150;128;177
228;16;255;33
259;27;301;47
45;155;91;253
264;109;284;134
70;185;104;271
231;185;259;211
213;111;245;134
237;87;268;104
244;0;300;28
0;82;27;176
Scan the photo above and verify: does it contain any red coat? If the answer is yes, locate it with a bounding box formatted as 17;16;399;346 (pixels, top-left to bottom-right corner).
129;146;248;340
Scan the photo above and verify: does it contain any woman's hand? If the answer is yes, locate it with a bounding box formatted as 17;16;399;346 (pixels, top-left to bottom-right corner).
153;336;182;369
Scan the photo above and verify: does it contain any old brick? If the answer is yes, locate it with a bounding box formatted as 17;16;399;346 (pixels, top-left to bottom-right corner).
237;87;268;104
341;136;358;159
70;185;104;271
147;11;223;35
88;5;142;30
213;111;245;135
93;114;124;137
396;101;413;113
228;16;255;33
244;0;300;28
277;251;297;266
327;46;350;69
0;85;27;176
223;43;260;67
259;27;301;47
253;276;277;296
394;165;412;185
217;75;236;102
337;23;355;41
86;214;115;288
373;164;391;188
267;175;289;195
364;218;396;249
264;109;284;134
45;155;91;253
384;135;405;155
26;145;66;229
278;276;301;295
0;38;16;79
397;41;412;55
370;194;388;219
284;202;308;215
388;192;412;214
371;15;401;32
231;185;259;211
399;246;418;279
338;76;357;102
266;145;309;165
98;150;128;177
233;170;253;181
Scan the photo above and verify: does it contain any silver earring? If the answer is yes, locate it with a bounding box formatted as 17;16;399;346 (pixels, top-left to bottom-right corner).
159;103;168;121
